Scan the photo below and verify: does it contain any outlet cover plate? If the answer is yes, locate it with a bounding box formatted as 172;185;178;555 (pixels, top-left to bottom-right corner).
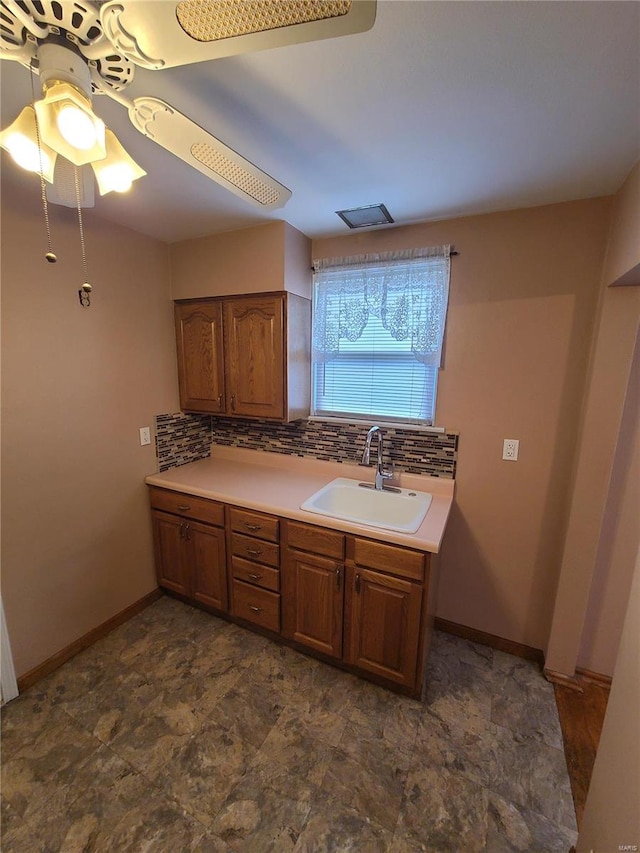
502;438;519;461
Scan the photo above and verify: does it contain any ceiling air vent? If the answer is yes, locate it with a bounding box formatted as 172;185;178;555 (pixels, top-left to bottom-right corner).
336;203;394;229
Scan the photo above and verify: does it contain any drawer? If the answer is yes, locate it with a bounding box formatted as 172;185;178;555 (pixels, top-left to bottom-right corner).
231;533;280;568
148;487;224;527
229;507;280;543
286;521;345;560
351;537;425;582
232;579;280;633
231;556;280;592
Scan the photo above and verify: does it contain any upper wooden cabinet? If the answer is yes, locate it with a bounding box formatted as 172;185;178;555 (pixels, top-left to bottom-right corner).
224;297;284;419
175;301;225;413
175;292;310;422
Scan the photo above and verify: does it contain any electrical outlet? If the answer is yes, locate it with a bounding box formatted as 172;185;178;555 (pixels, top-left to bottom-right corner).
139;427;151;446
502;439;519;461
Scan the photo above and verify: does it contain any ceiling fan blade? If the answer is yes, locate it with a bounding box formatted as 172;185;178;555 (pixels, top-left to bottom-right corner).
100;0;376;70
129;97;291;210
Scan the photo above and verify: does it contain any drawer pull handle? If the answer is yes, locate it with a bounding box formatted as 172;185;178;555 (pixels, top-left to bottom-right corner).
248;605;263;613
177;504;190;511
246;548;262;557
243;522;262;532
248;573;262;580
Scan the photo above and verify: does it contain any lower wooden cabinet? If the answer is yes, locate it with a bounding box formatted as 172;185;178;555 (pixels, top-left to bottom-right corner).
345;565;423;689
282;550;344;659
231;578;280;632
152;510;189;597
149;487;434;697
150;487;227;613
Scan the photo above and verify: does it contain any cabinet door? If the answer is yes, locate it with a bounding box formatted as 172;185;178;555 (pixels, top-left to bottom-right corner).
224;296;284;419
175;301;225;413
152;510;189;596
346;566;422;689
283;550;344;659
185;520;228;612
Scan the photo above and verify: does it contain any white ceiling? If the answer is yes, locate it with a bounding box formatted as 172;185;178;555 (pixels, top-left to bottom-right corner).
1;1;638;244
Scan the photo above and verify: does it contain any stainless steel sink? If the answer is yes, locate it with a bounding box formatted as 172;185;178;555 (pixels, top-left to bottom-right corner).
301;477;432;534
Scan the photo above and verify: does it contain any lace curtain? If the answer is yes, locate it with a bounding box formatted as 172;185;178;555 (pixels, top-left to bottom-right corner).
312;246;451;366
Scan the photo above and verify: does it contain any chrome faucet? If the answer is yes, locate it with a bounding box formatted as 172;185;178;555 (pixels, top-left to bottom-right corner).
360;426;395;490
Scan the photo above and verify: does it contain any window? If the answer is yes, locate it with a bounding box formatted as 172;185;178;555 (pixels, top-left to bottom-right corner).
311;246;451;425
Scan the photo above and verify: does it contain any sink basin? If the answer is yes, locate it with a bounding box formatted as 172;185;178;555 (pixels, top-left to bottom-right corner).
301;477;432;534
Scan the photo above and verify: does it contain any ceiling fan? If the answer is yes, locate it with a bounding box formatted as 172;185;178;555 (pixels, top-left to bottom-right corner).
0;0;376;209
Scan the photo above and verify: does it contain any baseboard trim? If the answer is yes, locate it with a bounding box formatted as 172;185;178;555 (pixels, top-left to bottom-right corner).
543;667;585;693
575;667;612;689
434;617;545;666
17;589;163;693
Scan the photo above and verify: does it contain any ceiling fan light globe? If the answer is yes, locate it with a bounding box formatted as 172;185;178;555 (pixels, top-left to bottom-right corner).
92;129;146;195
34;83;106;166
0;106;57;182
57;105;98;151
98;164;133;193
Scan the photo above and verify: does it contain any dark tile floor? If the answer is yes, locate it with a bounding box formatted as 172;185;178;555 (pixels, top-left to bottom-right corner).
1;596;577;852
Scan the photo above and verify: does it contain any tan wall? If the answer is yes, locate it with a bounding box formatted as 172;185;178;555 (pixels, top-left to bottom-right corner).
313;198;611;649
1;185;179;678
169;220;311;301
283;222;313;300
576;546;640;851
546;161;640;677
602;160;640;287
578;332;640;674
170;221;286;299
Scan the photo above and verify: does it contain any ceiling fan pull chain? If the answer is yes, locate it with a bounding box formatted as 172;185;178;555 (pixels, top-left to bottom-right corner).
30;69;56;264
74;166;92;308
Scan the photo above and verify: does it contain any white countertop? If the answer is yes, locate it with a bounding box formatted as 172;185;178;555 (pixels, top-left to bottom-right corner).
145;446;455;553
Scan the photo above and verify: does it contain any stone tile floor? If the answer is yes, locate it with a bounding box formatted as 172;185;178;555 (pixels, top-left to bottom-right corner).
1;596;577;852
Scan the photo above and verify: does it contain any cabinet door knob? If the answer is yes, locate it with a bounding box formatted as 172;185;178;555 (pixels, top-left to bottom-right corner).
231;394;236;411
217;394;223;406
246;547;262;557
336;567;342;589
355;573;361;593
185;524;191;540
179;522;186;539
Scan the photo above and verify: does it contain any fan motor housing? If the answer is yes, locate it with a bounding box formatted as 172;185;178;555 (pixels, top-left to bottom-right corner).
0;0;135;92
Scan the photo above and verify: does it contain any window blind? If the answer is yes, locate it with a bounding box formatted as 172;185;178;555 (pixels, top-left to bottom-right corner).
311;247;450;425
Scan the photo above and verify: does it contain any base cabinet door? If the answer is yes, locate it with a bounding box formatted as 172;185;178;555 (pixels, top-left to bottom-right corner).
152;510;227;612
283;550;344;659
152;511;189;596
187;520;227;611
346;566;423;689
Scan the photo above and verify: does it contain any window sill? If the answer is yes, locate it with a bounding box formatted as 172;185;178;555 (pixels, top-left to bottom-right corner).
307;416;448;434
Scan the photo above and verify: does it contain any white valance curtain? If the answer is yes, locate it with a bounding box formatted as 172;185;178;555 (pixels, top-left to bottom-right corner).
312;245;451;366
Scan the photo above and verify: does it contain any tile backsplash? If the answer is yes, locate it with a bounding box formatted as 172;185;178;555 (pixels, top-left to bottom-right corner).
156;413;458;478
156;412;212;471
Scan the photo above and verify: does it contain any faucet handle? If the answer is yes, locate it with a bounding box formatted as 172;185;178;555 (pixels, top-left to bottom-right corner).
381;461;396;481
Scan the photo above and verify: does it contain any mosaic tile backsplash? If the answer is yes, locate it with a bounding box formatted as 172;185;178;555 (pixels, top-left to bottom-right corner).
156;413;458;478
156;413;212;472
